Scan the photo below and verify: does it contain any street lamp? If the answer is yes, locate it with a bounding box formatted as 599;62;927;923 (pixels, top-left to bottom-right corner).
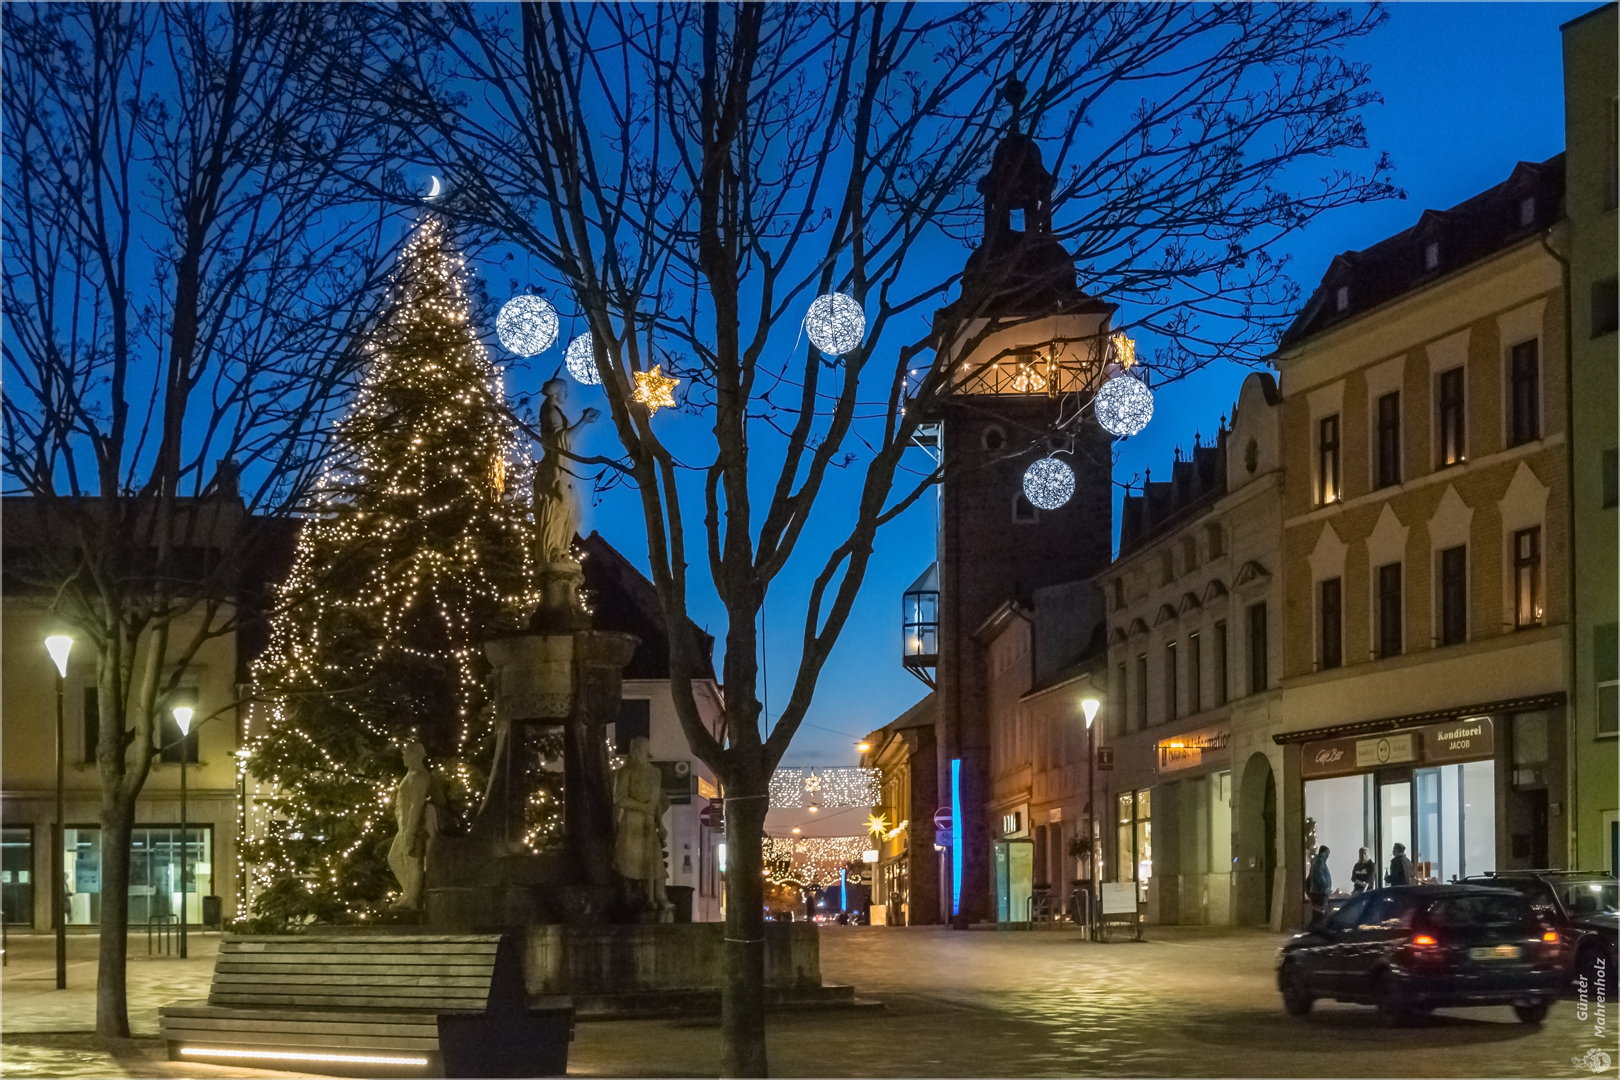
1081;697;1101;942
44;635;72;991
172;704;194;961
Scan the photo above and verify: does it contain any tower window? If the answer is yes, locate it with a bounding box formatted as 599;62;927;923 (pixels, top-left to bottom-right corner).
1335;285;1350;312
1518;196;1536;227
1424;241;1440;271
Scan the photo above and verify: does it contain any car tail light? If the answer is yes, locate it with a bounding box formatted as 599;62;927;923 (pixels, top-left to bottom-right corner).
1542;930;1558;944
1412;934;1438;947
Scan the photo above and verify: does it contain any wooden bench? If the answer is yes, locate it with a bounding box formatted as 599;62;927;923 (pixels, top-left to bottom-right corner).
158;933;572;1078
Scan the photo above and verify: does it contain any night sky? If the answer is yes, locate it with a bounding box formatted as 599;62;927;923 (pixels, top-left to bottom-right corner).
533;3;1586;797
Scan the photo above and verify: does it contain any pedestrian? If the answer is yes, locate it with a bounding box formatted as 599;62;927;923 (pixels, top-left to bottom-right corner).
1351;847;1376;893
1387;842;1414;886
1307;845;1332;922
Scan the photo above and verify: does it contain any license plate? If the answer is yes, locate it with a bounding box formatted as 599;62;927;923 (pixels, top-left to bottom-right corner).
1469;945;1521;961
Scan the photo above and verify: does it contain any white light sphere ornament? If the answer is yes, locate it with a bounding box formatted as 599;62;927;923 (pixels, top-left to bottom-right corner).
496;295;559;356
1022;456;1075;511
564;333;602;385
804;292;866;355
1094;374;1155;438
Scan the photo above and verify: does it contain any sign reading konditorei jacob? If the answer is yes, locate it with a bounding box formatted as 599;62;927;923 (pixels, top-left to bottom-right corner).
1301;716;1495;778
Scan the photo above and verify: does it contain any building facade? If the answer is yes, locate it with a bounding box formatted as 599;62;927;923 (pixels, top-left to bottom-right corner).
1560;2;1619;875
1272;155;1573;925
1103;373;1286;927
861;695;940;926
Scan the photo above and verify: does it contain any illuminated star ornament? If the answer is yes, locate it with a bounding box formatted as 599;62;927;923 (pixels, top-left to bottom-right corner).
632;365;679;414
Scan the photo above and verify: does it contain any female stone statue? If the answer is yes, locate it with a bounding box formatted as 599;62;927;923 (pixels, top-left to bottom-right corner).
612;736;670;911
388;741;441;909
532;374;599;565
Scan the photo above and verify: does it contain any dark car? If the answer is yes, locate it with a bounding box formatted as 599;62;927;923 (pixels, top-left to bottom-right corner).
1462;870;1618;993
1277;885;1561;1024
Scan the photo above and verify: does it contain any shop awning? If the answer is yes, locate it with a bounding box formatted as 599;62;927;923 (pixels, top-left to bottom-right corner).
1271;692;1566;745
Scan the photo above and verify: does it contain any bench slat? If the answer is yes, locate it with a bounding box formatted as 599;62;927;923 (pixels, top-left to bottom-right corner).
212;972;493;987
159;1028;443;1053
209;994;488;1010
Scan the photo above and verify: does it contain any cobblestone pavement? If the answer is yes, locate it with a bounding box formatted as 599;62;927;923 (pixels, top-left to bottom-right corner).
567;925;1614;1078
3;925;1611;1078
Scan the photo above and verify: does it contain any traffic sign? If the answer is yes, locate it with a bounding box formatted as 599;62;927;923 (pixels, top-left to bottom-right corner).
699;800;724;830
933;806;953;831
935;829;954;848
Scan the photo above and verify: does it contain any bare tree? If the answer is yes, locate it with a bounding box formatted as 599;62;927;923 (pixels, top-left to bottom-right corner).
369;3;1394;1073
2;3;402;1037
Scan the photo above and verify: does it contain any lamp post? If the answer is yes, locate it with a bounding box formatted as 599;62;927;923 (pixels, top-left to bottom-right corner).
172;705;194;961
44;635;72;990
1081;697;1101;942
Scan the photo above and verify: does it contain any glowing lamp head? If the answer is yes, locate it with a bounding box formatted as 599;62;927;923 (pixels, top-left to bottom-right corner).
1081;698;1101;728
44;635;73;678
857;741;872;753
863;849;879;864
171;705;194;736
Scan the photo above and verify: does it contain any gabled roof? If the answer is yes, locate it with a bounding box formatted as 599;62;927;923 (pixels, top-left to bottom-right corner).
578;531;717;681
1280;155;1565;350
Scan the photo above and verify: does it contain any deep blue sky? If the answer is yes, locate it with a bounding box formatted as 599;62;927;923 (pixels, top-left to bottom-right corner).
565;2;1588;773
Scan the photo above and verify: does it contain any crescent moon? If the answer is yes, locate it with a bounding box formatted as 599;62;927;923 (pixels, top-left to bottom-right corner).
427;175;442;199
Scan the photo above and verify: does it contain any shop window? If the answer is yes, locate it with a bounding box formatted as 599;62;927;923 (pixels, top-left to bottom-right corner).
1116;793;1135;884
1375;392;1401;489
1377;563;1403;659
1439;546;1467;647
82;686;99;765
1319;578;1342;670
1598;623;1619;738
1213;620;1228;706
2;827;32;926
1134;790;1153;903
1163;641;1178;723
63;827;101;925
1508;340;1540;447
1317;414;1340;504
1513;527;1542;628
1436;368;1465;468
1247;602;1268;694
127;826;213;927
1188;633;1202;715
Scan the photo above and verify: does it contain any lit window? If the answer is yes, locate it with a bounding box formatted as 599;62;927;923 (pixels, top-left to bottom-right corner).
1437;368;1465;467
1513;527;1542;628
1317;414;1340;503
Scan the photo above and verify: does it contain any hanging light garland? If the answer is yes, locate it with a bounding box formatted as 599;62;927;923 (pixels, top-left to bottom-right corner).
632;365;680;414
768;767;881;809
803;293;866;355
1022;456;1075;510
563;332;602;385
764;836;870;887
496;295;559;356
1094;373;1154;437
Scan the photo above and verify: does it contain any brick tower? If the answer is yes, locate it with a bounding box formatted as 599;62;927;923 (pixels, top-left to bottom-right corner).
929;82;1117;926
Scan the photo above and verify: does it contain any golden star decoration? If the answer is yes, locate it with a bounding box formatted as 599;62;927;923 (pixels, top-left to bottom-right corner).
632;365;679;414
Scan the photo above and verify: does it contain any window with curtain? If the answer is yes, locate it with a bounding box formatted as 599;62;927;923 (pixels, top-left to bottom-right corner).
1437;368;1465;467
1317;414;1340;504
1513;526;1542;628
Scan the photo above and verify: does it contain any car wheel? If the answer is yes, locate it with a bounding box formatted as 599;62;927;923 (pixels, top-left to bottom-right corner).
1513;999;1550;1024
1375;972;1409;1025
1280;962;1313;1017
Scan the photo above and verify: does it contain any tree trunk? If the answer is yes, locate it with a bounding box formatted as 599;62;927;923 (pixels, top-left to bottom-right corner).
96;794;137;1037
720;784;769;1078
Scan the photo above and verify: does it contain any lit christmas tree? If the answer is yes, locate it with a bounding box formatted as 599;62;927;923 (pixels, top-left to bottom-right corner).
243;217;542;925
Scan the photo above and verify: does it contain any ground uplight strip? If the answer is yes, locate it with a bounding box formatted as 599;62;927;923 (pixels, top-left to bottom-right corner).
179;1047;429;1066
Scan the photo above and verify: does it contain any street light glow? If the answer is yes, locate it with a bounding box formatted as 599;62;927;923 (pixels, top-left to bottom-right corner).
1081;698;1101;728
172;705;195;736
44;635;72;678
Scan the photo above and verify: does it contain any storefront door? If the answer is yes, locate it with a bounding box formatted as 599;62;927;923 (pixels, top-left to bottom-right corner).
1376;774;1412;886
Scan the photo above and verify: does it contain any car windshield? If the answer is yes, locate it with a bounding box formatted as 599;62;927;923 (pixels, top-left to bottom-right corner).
1556;880;1619;915
1426;894;1533;928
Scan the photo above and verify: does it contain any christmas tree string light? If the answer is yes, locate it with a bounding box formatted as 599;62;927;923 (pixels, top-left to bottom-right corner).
241;216;551;926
